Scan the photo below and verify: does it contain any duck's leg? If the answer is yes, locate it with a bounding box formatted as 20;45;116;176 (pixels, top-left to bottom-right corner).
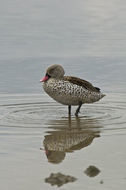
75;102;82;117
68;105;71;116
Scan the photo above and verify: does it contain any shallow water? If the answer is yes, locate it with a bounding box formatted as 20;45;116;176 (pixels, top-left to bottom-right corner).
0;0;126;189
0;93;126;189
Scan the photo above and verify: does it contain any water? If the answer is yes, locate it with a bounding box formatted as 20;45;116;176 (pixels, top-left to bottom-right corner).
0;0;126;189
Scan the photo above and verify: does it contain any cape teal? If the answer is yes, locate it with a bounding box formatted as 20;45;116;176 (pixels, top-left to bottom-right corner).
40;64;105;116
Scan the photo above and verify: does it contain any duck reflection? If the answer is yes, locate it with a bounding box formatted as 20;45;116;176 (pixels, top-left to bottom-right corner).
43;117;102;164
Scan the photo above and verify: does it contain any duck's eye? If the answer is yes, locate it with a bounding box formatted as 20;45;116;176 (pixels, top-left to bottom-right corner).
46;73;51;78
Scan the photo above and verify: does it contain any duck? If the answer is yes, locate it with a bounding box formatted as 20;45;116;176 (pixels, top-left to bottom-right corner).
40;64;105;117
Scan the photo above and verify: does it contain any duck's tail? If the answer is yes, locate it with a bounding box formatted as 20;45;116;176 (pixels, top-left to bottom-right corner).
101;93;106;99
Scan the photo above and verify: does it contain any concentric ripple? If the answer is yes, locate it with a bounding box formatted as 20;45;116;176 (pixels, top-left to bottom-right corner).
0;93;126;135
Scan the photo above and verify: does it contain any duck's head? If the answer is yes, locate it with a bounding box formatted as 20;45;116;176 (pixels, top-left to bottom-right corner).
40;64;65;82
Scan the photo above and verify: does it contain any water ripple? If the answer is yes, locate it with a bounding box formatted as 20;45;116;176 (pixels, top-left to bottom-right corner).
0;93;126;135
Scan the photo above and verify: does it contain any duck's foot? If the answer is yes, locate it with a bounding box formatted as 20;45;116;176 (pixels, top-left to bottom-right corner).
75;102;82;117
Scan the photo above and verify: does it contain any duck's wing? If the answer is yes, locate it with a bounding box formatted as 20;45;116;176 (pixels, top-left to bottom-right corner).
64;76;100;92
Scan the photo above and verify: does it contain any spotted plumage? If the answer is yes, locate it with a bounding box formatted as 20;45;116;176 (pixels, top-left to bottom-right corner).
40;64;105;116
